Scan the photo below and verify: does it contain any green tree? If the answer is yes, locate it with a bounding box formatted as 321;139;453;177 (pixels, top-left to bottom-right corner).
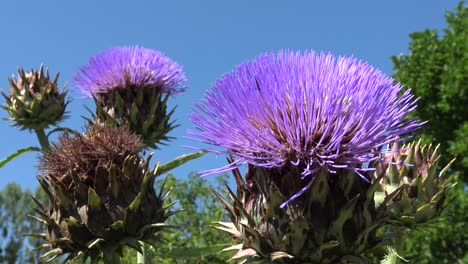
402;182;468;263
390;2;468;263
148;173;231;263
392;2;468;181
0;183;48;264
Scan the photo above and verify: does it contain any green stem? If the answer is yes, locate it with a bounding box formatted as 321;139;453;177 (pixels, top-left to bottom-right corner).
394;227;406;253
34;128;50;150
137;242;149;264
103;248;121;264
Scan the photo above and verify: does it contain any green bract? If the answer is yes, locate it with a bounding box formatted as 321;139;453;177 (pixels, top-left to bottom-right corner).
92;86;175;149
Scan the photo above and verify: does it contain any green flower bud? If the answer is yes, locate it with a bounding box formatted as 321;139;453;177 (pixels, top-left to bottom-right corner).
375;140;457;228
2;65;68;131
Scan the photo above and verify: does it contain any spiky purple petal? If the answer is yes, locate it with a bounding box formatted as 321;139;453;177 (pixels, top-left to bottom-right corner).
73;46;186;97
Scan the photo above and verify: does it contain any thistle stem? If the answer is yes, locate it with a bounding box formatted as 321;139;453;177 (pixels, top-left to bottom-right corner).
34;128;50;150
103;248;121;264
137;242;149;264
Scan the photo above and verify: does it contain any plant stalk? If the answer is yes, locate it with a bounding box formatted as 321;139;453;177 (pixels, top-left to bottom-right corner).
34;128;50;150
137;242;149;264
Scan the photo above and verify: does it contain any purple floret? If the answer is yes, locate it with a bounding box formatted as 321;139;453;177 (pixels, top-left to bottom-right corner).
189;50;422;205
73;46;186;97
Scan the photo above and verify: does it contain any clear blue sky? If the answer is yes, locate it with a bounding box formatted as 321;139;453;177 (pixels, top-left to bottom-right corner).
0;1;460;190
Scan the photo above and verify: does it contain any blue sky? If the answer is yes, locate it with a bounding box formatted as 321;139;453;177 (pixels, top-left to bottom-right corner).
0;1;460;190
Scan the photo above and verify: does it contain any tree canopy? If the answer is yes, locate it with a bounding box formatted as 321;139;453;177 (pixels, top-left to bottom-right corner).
390;2;468;263
392;2;468;181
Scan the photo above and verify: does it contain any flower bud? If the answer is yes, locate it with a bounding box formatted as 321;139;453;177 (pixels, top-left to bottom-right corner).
2;65;68;131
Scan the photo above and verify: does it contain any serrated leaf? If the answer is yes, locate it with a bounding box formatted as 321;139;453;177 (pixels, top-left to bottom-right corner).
155;151;206;176
0;146;40;168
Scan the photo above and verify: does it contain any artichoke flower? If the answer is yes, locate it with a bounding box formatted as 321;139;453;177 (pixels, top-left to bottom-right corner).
1;65;68;131
73;46;186;149
189;51;422;263
375;140;457;228
32;125;173;262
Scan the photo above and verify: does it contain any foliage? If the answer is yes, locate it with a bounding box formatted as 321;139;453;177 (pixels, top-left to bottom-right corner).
146;173;231;264
119;173;232;264
392;2;468;182
0;173;231;264
401;181;468;263
0;183;49;264
389;2;468;263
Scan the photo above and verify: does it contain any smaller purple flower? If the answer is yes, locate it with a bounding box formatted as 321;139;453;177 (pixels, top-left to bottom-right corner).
73;46;186;97
189;50;423;206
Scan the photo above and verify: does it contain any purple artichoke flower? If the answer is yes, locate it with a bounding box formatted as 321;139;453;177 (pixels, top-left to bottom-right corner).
73;46;187;149
189;50;422;205
73;46;186;97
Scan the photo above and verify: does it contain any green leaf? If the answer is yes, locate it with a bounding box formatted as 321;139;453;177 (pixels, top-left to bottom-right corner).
155;151;206;176
0;146;41;169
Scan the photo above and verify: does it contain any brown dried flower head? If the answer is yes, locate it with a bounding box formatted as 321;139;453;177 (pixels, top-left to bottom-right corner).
39;125;144;187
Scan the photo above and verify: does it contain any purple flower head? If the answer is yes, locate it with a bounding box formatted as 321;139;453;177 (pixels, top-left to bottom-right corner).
189;50;422;205
73;46;186;97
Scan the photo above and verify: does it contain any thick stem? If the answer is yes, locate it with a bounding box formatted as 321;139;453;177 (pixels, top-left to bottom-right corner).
34;128;50;150
137;242;149;264
103;248;121;264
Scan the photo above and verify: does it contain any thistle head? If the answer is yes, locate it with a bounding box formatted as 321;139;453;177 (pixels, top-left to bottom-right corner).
73;46;186;97
2;65;68;131
73;46;187;149
34;125;172;261
39;125;144;188
190;50;422;206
